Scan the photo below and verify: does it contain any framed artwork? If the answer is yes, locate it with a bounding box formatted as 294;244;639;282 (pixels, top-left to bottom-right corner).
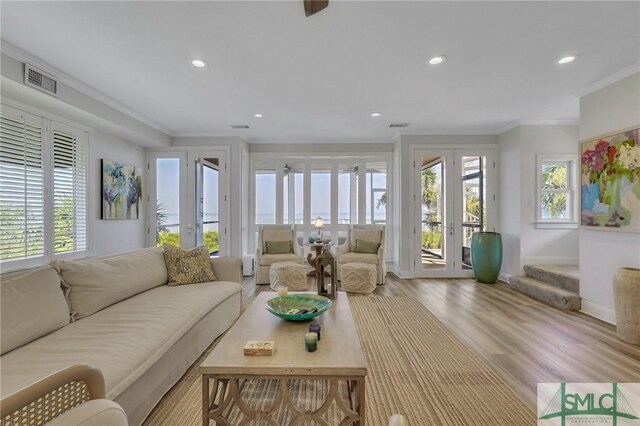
101;159;142;220
580;126;640;232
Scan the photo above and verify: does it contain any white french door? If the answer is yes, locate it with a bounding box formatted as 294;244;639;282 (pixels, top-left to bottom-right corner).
413;148;496;278
148;150;228;255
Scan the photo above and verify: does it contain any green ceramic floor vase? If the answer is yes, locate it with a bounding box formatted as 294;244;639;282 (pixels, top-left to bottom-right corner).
471;232;502;284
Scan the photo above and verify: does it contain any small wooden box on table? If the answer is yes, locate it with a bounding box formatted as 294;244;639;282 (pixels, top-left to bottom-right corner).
199;292;367;425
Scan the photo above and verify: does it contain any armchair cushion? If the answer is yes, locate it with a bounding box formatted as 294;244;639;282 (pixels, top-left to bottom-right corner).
260;253;301;266
262;228;295;251
353;239;380;254
350;229;382;248
338;252;379;265
47;399;128;426
264;240;293;254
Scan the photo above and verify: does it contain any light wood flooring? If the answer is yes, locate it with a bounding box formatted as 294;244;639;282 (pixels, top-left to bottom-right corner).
243;274;640;408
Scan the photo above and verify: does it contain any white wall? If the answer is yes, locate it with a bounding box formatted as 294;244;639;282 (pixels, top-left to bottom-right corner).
497;125;580;280
497;126;522;279
519;125;579;265
578;72;640;324
92;132;147;256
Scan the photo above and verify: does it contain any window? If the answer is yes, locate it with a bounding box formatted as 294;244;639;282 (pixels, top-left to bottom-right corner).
366;162;387;224
255;168;275;224
0;105;89;269
536;155;577;227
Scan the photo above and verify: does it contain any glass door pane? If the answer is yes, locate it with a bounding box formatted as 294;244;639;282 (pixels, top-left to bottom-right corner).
460;156;486;270
155;158;181;247
196;159;219;256
421;158;446;272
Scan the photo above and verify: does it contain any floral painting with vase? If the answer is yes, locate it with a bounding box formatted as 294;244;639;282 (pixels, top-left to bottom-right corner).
580;127;640;232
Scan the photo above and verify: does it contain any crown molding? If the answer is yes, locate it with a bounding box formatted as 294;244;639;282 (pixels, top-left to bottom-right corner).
1;41;174;136
574;61;640;98
495;118;579;135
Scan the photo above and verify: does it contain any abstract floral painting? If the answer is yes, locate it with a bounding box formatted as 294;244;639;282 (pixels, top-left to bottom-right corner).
101;159;142;220
580;127;640;232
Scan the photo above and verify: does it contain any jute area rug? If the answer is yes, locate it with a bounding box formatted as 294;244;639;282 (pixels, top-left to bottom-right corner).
144;295;535;425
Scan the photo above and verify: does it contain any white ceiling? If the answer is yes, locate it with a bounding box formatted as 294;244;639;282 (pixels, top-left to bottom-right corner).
1;1;639;140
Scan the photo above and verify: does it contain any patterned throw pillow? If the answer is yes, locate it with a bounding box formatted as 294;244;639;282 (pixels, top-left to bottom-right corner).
163;245;216;286
353;239;380;254
264;240;293;254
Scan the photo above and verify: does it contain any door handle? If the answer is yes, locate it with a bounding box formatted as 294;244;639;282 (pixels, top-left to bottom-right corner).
449;222;454;236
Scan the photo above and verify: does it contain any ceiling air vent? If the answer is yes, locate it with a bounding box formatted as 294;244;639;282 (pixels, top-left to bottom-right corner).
231;125;250;129
389;123;410;128
24;64;58;96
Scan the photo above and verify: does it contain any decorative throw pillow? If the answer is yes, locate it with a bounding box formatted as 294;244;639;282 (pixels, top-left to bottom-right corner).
265;240;293;254
163;245;216;286
353;239;380;254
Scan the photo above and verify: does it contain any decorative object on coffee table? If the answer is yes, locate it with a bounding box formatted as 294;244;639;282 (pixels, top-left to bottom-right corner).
316;250;337;299
614;267;640;345
470;231;502;284
265;294;332;321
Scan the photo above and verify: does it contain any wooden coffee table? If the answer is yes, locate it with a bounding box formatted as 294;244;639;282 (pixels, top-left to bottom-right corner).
199;292;367;425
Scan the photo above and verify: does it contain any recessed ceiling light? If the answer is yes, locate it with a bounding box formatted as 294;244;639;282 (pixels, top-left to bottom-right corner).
254;113;263;118
191;59;207;68
371;112;381;117
558;55;576;64
428;55;447;65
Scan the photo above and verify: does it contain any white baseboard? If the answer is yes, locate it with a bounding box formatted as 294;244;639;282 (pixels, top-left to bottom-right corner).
386;262;413;279
498;272;513;284
580;300;616;325
523;256;579;266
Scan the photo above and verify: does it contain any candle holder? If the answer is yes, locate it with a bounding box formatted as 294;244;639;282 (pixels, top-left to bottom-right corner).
277;285;288;297
304;332;318;352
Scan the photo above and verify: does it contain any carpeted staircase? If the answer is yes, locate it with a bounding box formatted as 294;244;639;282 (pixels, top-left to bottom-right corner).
509;265;581;311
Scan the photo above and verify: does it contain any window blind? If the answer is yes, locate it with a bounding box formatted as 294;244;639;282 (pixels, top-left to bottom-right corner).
0;109;45;262
52;124;88;255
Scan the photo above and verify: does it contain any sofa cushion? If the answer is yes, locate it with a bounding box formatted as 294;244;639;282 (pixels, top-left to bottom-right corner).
0;280;242;400
339;252;379;265
264;240;293;254
1;267;70;355
260;253;301;266
353;239;380;254
52;247;168;319
163;245;216;285
350;228;382;248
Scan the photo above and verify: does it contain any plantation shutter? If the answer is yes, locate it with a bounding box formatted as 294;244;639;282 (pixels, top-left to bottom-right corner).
0;107;45;264
52;123;88;256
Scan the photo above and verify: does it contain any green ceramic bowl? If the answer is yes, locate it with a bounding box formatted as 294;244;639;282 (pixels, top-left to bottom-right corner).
266;294;332;321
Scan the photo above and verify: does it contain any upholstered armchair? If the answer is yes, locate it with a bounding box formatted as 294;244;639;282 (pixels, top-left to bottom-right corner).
256;225;304;284
336;225;386;285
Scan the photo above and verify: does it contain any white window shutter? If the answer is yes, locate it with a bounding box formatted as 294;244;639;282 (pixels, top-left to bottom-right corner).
0;108;45;265
52;123;88;256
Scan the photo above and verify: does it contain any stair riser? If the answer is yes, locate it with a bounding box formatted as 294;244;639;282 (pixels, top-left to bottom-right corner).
510;277;582;311
523;265;579;293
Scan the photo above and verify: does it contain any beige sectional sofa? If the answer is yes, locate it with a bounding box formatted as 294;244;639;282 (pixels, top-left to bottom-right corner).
0;247;243;426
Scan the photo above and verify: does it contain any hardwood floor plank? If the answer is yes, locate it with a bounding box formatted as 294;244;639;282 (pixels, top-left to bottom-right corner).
242;273;640;410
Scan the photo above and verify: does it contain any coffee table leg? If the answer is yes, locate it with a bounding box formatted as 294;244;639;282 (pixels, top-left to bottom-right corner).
356;378;366;425
202;375;209;426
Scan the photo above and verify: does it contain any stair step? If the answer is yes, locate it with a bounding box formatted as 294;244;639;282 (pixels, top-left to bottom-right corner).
509;276;581;311
523;265;579;293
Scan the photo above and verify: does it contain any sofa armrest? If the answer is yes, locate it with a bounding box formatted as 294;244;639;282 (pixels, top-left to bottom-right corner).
1;364;105;425
210;257;242;283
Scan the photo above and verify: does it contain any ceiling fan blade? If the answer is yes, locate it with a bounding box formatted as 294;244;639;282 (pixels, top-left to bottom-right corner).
304;0;329;17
